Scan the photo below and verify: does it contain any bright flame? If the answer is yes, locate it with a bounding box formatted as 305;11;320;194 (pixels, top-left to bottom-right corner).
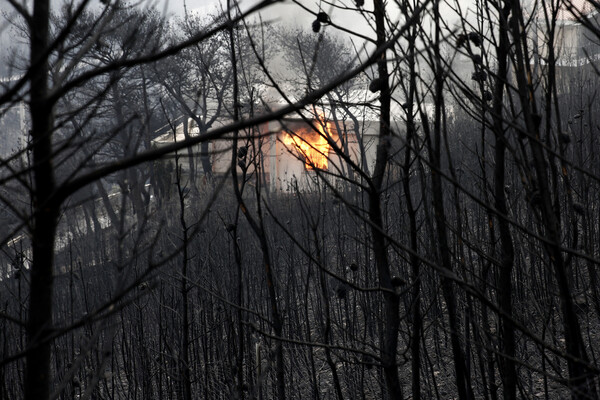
282;117;333;170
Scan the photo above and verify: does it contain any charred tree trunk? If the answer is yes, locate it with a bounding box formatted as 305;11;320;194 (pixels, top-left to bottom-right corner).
174;147;192;400
369;0;402;397
227;5;285;398
426;3;474;399
508;3;598;398
25;1;59;400
491;3;517;398
403;22;422;400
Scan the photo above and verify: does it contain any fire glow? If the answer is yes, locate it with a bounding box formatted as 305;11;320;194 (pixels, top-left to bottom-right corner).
282;117;334;170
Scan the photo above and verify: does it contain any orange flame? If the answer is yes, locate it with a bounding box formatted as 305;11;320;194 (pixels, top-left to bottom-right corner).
282;116;333;170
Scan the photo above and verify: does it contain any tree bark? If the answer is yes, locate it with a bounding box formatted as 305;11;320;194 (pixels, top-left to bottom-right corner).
507;3;598;397
25;2;59;400
427;3;474;398
369;0;402;397
490;4;517;397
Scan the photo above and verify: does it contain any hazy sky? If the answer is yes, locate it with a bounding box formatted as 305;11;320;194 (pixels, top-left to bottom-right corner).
0;0;470;75
159;0;470;41
1;0;468;43
161;0;325;28
0;0;362;57
0;0;318;53
163;0;415;36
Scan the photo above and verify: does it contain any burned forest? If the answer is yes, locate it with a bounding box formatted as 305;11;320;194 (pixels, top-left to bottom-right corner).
1;0;600;399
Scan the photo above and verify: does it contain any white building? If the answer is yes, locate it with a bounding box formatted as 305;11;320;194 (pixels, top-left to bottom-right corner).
153;106;384;192
536;0;600;70
0;99;27;161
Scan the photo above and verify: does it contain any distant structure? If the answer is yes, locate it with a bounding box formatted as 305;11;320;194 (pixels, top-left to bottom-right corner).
153;110;382;192
0;75;28;161
0;100;27;161
535;0;600;83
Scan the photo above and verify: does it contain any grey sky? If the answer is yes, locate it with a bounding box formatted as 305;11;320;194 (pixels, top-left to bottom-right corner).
159;0;389;35
161;0;322;27
0;0;472;76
